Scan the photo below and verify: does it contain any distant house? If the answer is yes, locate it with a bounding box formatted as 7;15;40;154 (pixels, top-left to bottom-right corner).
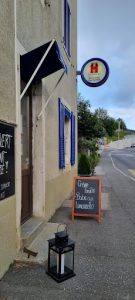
0;0;77;278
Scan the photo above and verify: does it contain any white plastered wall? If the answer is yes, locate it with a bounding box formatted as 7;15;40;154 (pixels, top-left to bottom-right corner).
15;42;22;250
32;83;46;217
15;39;46;250
15;0;77;224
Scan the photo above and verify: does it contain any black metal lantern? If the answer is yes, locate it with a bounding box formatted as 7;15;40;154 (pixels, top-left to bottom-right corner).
46;228;76;282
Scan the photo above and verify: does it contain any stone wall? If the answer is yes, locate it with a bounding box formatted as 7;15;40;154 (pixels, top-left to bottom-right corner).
0;0;16;123
0;1;16;279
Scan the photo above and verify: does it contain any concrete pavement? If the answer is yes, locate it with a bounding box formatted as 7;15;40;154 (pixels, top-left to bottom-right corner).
0;154;135;299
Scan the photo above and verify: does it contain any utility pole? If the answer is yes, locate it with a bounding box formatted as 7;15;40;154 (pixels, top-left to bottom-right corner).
118;120;121;140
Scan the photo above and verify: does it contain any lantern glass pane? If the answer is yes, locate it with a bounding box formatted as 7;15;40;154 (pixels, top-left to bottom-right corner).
64;251;74;272
50;249;58;274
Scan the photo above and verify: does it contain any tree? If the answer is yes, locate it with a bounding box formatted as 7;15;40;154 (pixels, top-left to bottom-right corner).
104;117;117;136
95;107;118;137
93;118;106;138
95;108;108;120
78;94;107;139
116;118;127;130
77;94;96;139
77;93;127;140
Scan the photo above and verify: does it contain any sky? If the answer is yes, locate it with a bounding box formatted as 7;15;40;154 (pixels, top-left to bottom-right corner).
77;0;135;129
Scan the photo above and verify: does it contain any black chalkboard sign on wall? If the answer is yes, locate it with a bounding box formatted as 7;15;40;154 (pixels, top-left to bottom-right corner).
0;122;15;201
72;176;102;223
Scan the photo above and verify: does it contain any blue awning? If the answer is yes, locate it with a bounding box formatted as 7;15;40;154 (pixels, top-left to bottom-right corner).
20;40;67;83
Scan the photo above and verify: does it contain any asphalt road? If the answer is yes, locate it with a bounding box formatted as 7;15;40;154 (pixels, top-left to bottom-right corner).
110;147;135;180
1;148;135;300
102;147;135;225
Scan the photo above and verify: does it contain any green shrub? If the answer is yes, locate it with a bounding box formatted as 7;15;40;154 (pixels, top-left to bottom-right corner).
78;137;98;153
78;152;100;176
78;153;90;175
88;153;99;175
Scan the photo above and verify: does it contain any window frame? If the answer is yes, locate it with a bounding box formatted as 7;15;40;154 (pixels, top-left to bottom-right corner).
65;114;71;166
59;98;75;169
63;0;71;58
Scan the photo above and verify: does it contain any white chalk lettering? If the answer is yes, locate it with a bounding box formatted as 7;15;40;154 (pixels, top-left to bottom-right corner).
77;180;89;189
75;192;94;202
5;161;8;173
76;201;94;210
0;165;4;175
0;151;7;164
0;191;5;199
0;134;12;149
75;192;87;201
0;151;8;176
1;182;10;191
84;187;95;194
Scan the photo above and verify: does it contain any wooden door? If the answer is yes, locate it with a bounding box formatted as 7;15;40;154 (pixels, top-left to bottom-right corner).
21;89;33;223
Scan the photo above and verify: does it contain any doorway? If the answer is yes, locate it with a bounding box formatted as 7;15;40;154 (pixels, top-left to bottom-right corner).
21;88;33;223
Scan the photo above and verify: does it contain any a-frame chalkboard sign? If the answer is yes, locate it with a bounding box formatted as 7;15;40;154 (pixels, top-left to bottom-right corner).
72;176;102;223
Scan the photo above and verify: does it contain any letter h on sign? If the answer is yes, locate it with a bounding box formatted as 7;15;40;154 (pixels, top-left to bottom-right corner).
90;63;98;73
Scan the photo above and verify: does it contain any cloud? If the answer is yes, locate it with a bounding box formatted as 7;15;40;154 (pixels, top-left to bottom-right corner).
108;107;135;118
108;108;135;129
78;0;135;128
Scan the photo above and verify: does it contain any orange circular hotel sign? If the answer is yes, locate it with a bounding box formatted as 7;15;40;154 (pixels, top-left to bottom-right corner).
81;58;109;87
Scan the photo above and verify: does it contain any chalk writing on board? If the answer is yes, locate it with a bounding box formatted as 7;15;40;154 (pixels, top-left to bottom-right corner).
74;179;98;213
0;134;13;176
75;193;94;201
0;133;13;148
75;202;94;209
72;177;101;223
0;123;15;201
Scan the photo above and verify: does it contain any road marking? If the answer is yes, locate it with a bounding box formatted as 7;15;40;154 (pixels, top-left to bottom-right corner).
111;153;134;157
128;169;135;177
110;152;135;182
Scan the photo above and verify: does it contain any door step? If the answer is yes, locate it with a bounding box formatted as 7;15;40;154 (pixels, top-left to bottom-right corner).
15;222;65;264
21;217;46;248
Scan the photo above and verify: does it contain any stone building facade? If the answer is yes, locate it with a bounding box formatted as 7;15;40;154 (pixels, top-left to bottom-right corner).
0;0;77;278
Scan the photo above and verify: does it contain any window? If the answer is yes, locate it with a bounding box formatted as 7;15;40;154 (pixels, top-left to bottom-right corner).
59;99;75;169
63;0;71;57
65;116;71;165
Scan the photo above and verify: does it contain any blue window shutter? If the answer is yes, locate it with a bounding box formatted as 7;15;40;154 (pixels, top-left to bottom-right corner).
59;98;65;169
64;0;71;57
71;113;75;166
64;0;67;46
67;3;71;56
65;107;71;119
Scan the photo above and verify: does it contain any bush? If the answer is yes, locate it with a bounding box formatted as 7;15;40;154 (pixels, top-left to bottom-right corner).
78;153;90;176
78;137;98;153
88;152;99;175
78;152;100;176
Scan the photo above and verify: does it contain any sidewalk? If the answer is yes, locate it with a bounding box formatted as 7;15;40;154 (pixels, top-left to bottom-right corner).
0;163;134;300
